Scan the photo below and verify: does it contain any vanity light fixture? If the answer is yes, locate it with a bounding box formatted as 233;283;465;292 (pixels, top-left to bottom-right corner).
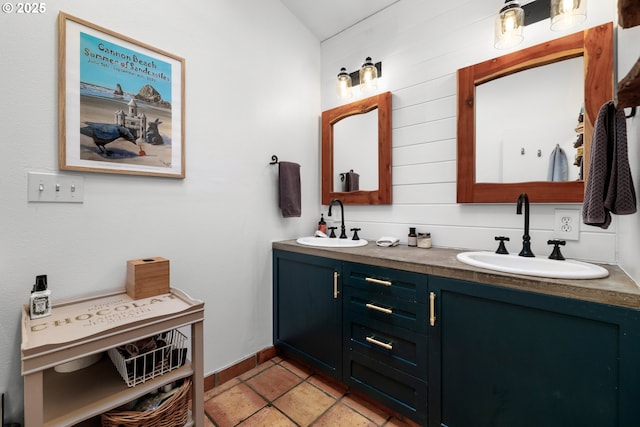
550;0;587;31
359;57;378;92
336;67;353;99
495;0;525;50
335;58;382;99
494;0;587;49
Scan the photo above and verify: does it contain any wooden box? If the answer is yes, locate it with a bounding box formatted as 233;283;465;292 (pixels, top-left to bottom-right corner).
126;257;170;299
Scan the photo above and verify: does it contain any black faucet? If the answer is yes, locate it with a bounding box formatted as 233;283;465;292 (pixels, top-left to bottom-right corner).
328;199;348;239
516;193;534;257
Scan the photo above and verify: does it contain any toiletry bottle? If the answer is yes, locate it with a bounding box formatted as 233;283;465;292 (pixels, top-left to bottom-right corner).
30;274;51;319
408;227;417;247
318;214;327;234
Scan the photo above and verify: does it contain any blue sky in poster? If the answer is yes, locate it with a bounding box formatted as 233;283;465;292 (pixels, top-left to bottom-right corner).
80;32;172;103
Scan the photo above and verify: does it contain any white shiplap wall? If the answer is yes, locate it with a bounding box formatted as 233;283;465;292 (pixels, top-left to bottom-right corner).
321;0;620;264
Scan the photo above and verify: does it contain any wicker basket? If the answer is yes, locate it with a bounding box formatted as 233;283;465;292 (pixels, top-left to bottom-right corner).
101;378;191;427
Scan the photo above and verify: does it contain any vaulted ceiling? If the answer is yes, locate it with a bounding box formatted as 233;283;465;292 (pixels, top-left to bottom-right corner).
279;0;400;41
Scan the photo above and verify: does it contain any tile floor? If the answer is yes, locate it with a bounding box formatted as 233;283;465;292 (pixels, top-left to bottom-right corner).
203;356;421;427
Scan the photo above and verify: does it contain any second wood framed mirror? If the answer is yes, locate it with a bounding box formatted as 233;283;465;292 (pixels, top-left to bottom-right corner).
457;23;613;203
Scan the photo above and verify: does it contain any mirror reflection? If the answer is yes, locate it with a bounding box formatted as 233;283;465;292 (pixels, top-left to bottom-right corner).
333;109;378;191
476;57;584;183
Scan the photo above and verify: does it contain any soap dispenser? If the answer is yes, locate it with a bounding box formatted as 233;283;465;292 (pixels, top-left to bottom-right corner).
30;274;51;319
318;214;327;234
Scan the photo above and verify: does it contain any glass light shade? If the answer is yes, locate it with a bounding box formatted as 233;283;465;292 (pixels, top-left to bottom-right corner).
550;0;587;31
336;67;352;99
494;1;524;50
359;57;378;92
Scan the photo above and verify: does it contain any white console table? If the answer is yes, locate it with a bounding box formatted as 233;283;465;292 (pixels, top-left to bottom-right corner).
21;288;205;427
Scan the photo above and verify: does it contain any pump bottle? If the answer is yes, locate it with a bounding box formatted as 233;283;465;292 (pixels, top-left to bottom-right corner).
30;274;51;319
318;214;327;234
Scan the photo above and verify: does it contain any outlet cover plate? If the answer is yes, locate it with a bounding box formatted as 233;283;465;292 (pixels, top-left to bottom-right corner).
553;209;580;241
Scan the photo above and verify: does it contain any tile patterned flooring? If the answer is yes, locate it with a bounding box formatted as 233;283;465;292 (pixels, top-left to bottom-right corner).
203;356;420;427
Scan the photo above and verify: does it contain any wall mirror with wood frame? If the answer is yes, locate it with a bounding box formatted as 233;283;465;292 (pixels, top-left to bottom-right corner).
322;91;392;205
457;22;613;203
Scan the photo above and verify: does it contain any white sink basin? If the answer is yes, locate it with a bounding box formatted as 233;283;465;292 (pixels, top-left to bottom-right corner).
456;251;609;279
296;236;368;248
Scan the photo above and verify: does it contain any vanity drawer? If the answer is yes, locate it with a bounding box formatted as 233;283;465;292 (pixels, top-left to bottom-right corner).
344;350;427;425
344;287;428;334
345;314;427;379
343;263;427;303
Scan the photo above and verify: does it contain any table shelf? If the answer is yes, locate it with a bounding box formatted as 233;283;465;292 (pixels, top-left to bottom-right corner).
43;357;192;426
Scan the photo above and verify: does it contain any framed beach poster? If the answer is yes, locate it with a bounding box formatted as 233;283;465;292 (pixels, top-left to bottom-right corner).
58;12;185;178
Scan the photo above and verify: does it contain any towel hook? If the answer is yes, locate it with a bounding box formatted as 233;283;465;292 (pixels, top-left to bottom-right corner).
625;106;637;119
270;155;279;165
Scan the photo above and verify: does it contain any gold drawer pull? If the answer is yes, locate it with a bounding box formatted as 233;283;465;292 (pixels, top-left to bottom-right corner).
365;303;393;315
333;272;339;299
429;292;436;327
366;336;393;350
365;277;392;287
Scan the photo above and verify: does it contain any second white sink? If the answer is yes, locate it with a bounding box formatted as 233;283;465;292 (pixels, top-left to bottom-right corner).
456;251;609;279
296;236;368;248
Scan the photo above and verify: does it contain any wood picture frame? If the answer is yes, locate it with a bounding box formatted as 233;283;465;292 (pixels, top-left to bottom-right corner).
58;12;185;178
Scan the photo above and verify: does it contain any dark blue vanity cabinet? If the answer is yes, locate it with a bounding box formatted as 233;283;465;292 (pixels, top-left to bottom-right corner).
273;248;640;427
272;250;429;422
342;262;429;424
272;250;343;379
428;276;640;427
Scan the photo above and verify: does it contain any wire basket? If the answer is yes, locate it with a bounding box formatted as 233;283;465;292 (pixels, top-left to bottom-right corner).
108;329;187;387
101;378;191;427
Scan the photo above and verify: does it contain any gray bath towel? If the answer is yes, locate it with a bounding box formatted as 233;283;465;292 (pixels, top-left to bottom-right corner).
583;101;637;229
547;144;568;181
278;161;301;218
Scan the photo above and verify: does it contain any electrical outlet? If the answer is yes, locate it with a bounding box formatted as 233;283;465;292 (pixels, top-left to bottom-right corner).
553;209;580;241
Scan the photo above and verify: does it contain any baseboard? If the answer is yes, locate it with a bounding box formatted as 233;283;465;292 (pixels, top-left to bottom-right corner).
203;346;278;392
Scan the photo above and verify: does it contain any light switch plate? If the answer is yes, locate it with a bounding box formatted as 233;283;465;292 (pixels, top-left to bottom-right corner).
28;172;84;203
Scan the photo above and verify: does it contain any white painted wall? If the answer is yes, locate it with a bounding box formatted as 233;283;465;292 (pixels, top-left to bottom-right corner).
0;0;320;421
321;0;637;269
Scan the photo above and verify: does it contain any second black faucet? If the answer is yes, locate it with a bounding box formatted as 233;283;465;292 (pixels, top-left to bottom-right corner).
516;193;534;257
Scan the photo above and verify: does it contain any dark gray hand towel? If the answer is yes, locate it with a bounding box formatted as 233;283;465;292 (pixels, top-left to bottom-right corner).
279;161;301;218
583;101;637;229
347;170;360;192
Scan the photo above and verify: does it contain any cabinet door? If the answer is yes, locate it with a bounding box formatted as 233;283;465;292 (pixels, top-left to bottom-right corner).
273;250;343;379
428;276;640;427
